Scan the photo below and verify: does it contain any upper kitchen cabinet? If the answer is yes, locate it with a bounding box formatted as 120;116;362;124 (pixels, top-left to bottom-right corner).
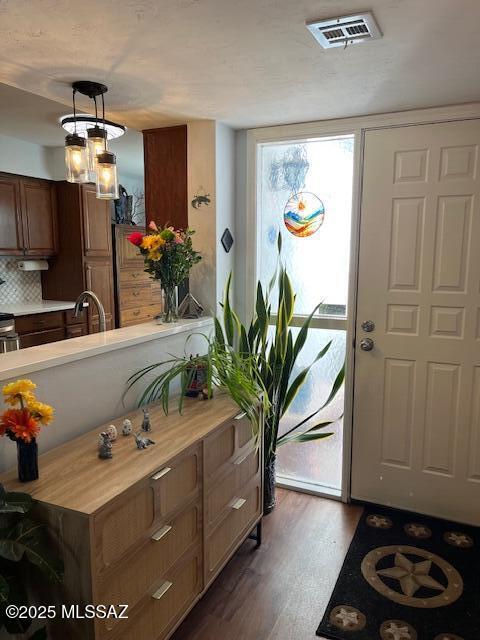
0;173;57;257
82;185;112;257
0;174;23;255
20;178;57;256
143;125;188;229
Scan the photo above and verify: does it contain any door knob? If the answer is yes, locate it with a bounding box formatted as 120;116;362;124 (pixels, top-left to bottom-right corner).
361;320;375;332
360;338;374;351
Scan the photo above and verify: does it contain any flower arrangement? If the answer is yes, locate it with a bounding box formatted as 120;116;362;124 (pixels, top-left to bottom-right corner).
0;380;54;481
128;221;201;322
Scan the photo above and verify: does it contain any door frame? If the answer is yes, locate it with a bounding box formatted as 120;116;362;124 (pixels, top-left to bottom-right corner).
242;102;480;503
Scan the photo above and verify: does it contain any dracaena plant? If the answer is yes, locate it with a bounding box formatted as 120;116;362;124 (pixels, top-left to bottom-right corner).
215;233;345;469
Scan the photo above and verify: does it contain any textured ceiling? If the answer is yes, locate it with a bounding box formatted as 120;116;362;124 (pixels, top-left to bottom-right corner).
0;0;479;129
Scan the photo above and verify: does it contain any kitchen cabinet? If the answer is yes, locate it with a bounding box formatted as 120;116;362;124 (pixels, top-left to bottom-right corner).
15;310;87;348
143;125;188;229
0;395;262;640
113;224;162;328
42;182;115;333
0;173;57;257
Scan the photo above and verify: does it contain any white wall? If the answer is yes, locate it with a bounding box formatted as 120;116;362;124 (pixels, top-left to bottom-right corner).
0;328;210;473
187;121;217;314
234;130;248;322
0;133;58;180
215;122;236;309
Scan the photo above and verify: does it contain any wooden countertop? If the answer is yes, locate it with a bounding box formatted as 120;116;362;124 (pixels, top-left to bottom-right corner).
1;394;238;515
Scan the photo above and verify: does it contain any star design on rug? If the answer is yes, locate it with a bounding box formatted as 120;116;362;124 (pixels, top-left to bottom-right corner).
377;552;444;597
444;532;474;548
382;621;414;640
404;523;431;539
367;514;393;529
335;608;359;627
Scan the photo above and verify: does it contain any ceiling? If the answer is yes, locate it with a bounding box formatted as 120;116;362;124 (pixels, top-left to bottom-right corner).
0;83;144;177
0;0;479;129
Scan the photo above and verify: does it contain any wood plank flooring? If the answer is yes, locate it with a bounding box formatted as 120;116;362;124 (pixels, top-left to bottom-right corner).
172;488;363;640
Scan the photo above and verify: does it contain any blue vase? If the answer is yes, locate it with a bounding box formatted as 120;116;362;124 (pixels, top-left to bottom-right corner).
17;438;39;482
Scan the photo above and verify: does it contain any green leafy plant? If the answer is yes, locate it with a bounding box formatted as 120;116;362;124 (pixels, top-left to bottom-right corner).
0;484;63;637
215;233;344;470
127;233;344;506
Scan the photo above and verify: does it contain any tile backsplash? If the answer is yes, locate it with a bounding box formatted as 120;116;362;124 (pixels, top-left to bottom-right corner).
0;258;42;304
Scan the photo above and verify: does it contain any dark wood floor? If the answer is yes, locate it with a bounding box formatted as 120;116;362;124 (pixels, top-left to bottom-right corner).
172;489;363;640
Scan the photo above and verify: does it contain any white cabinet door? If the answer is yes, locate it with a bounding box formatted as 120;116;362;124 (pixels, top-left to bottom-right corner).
352;120;480;525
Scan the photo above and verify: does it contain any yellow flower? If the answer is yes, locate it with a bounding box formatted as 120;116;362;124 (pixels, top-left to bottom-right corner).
148;250;162;262
142;234;166;253
2;379;37;406
28;400;54;425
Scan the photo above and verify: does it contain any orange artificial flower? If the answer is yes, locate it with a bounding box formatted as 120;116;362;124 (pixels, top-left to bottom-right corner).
1;408;40;443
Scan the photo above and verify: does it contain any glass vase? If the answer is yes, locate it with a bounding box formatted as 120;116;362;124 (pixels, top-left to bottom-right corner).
17;438;39;482
162;285;178;323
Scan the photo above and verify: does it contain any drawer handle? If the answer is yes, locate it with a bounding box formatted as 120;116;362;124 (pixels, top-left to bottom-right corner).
231;498;246;510
151;467;171;480
132;272;140;278
235;451;250;466
133;310;140;316
152;580;172;600
133;291;140;297
151;524;172;541
234;412;247;420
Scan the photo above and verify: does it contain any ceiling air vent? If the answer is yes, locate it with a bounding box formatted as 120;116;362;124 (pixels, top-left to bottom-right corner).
307;12;382;49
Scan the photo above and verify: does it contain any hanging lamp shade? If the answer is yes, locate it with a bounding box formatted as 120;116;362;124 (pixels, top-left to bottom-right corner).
64;133;88;183
96;150;119;199
86;125;107;183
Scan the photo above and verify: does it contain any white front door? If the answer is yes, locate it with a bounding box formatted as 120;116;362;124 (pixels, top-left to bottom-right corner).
352;120;480;525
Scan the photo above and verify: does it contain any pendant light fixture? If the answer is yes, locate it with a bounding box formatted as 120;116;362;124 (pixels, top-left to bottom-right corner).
63;81;121;199
64;88;88;183
95;92;119;199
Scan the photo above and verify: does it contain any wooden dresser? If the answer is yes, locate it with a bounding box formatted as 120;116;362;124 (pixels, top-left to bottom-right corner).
112;224;163;327
1;395;262;640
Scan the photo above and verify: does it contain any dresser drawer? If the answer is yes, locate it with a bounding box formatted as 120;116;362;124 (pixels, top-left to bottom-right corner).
204;414;254;480
110;547;202;640
120;283;162;309
151;445;201;521
205;481;261;582
120;303;162;325
119;268;150;285
94;446;201;573
206;448;260;529
97;503;201;637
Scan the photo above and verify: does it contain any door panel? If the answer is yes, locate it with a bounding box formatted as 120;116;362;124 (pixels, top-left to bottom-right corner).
352;120;480;525
82;186;112;257
0;175;23;254
85;261;115;332
21;179;57;256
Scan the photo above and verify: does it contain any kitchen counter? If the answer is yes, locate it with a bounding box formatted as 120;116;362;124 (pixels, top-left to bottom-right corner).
0;300;79;316
0;316;213;382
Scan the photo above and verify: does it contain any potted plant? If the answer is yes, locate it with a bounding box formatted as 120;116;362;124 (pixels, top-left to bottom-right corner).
128;234;343;514
0;483;63;637
127;222;201;322
0;380;54;482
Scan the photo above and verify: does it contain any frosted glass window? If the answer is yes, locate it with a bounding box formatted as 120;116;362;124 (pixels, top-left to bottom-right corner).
258;136;354;316
256;135;354;492
276;328;346;490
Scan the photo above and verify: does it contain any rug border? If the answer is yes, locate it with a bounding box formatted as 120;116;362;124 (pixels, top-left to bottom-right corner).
315;509;364;637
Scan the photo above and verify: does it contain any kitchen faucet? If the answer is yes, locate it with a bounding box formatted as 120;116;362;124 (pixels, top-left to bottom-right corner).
73;291;106;333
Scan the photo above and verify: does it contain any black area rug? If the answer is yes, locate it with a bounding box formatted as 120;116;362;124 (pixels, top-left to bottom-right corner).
317;506;479;640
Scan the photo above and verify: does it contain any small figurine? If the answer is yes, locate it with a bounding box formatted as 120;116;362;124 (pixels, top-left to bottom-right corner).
122;418;133;436
106;424;117;441
98;432;112;459
134;432;155;449
141;408;151;432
